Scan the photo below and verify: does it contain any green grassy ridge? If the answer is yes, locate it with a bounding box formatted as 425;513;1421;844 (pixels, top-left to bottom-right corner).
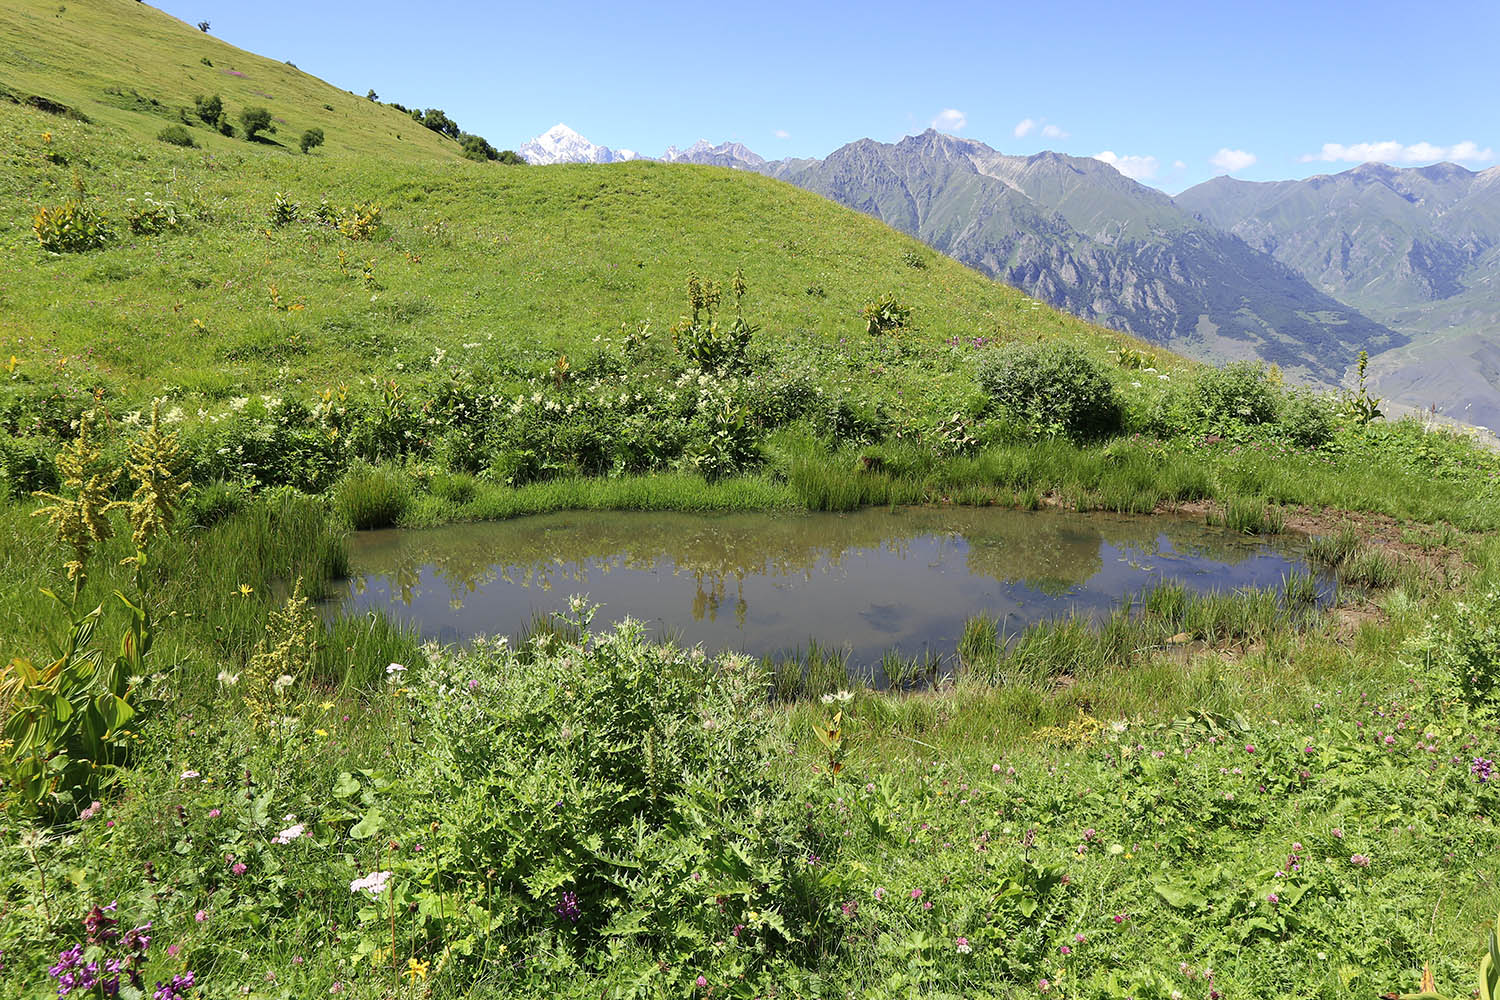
0;0;1169;406
0;0;464;162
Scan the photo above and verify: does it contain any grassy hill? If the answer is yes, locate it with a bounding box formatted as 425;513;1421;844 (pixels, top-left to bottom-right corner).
0;1;1159;406
8;5;1500;1000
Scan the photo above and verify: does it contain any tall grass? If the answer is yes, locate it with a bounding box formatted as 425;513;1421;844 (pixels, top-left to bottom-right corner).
333;463;414;529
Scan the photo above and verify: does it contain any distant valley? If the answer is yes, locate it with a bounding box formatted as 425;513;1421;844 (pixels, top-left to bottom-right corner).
523;124;1500;428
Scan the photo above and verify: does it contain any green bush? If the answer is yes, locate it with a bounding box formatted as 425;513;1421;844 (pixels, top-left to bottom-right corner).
298;126;324;154
1277;389;1338;448
384;612;829;983
239;105;275;141
1193;361;1279;431
32;200;114;253
976;341;1123;440
860;292;913;336
332;462;412;529
157;124;195;147
124;194;181;235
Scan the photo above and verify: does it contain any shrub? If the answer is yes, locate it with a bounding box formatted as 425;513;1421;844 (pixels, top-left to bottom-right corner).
860;292;913;336
193;92;223;127
0;434;59;498
268;191;299;227
459;132;497;160
382;613;829;983
33;200;113;253
1193;361;1279;431
1278;389;1338;448
333;462;413;529
298;126;324;154
124;194;181;235
157;124;195;147
336;202;381;241
976;341;1123;440
672;270;755;373
496;148;525;165
901;248;927;269
239;106;275;141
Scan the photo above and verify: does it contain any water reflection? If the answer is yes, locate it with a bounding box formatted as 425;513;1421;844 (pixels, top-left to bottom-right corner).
337;507;1326;664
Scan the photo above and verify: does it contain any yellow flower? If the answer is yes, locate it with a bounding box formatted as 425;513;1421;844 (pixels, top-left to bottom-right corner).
404;957;429;981
42;131;52;144
5;355;19;373
314;728;328;737
319;700;334;711
237;584;253;597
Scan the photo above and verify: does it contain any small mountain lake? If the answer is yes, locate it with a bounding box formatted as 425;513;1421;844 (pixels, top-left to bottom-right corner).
334;507;1335;668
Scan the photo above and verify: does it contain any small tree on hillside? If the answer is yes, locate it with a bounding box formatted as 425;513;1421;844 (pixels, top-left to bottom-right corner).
240;106;275;141
496;149;526;165
366;89;378;101
197;20;210;32
299;127;325;154
194;93;223;128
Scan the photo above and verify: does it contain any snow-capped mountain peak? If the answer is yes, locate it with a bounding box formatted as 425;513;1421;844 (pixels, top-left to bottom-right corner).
518;123;639;165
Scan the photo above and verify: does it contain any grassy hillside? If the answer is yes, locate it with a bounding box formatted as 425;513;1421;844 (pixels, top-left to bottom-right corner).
0;0;462;162
8;8;1500;1000
0;0;1159;406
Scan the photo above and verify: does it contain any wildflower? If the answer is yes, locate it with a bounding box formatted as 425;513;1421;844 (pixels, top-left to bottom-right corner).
79;801;102;822
1332;827;1344;838
910;889;924;900
956;936;972;954
207;808;220;818
873;887;886;900
403;958;428;982
217;671;239;688
319;700;334;711
1267;893;1280;905
1039;979;1051;993
555;890;581;922
696;975;708;988
349;871;392;896
1473;757;1494;782
992;763;1002;772
1060;945;1072;955
231;863;247;875
1350;853;1372;867
271;823;305;844
181;770;200;780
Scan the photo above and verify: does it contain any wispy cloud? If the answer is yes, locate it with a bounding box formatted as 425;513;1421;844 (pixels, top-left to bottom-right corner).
1210;148;1257;172
1173;160;1187;169
774;129;790;139
931;108;967;133
1301;140;1495;164
1092;151;1158;181
1014;117;1068;140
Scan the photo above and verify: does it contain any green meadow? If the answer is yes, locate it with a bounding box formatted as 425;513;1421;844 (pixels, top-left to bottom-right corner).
4;3;1500;999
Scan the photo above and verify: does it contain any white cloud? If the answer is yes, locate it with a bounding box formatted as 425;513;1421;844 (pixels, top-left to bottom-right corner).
1210;148;1257;172
1173;159;1187;169
1014;117;1068;140
1092;151;1159;181
931;108;967;132
1301;140;1496;164
774;129;790;139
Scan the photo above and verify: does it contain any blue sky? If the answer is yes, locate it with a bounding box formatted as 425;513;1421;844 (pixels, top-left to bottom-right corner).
157;0;1497;192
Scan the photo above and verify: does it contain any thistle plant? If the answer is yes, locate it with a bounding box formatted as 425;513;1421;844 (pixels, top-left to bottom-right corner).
31;411;119;605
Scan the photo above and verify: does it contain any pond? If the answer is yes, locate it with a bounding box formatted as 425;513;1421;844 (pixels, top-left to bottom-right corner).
335;507;1334;668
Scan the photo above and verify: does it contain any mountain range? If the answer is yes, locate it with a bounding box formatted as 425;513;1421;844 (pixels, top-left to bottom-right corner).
520;124;1500;427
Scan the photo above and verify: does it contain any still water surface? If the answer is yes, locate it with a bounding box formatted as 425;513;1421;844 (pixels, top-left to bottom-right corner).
336;508;1330;666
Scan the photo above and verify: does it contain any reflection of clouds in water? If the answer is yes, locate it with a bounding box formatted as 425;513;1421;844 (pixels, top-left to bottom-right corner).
342;509;1326;664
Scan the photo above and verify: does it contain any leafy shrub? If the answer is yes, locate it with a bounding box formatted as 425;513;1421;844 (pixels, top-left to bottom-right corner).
860;292;913;336
268;191;299;227
686;393;760;480
672;270;755;373
976;341;1123;440
124;194;181;234
1405;589;1500;713
239;106;274;141
0;434;59;498
496;148;526;165
901;248;927;269
333;462;413;529
193;92;222;127
1340;349;1385;426
336;202;382;241
459;132;497;160
298;126;324;154
32;200;114;253
372;611;829;984
1278;389;1338;448
1193;361;1279;431
157;123;195;147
